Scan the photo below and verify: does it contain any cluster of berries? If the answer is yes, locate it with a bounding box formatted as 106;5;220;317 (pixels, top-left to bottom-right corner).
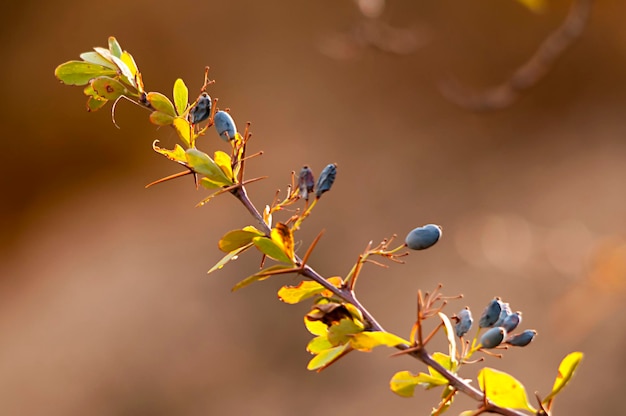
455;298;537;349
188;92;237;141
297;164;338;201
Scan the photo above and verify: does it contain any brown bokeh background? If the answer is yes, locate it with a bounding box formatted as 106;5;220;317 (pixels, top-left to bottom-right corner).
1;0;625;414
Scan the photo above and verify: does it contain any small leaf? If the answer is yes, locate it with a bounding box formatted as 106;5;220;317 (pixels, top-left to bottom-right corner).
199;177;223;190
252;236;294;264
218;228;265;253
390;370;447;397
306;336;333;354
185;148;233;186
120;51;139;79
147;92;176;117
207;243;253;274
543;351;584;404
153;142;187;164
90;76;129;100
108;36;123;58
231;265;292;291
214;150;234;181
304;317;328;336
277;280;341;304
478;368;536;413
55;61;117;86
438;312;457;365
428;352;457;382
173;78;189;116
149;111;175;126
349;331;409;351
173;118;192;147
307;343;351;371
327;318;364;346
110;55;137;88
79;51;116;69
270;223;295;262
86;96;107;112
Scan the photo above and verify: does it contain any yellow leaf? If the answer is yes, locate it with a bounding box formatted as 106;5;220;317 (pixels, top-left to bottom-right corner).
350;331;409;351
478;368;536;413
214;150;234;181
270;223;295;262
543;351;584;404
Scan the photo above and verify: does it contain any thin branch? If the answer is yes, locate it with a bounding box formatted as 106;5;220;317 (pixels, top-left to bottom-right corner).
440;0;594;111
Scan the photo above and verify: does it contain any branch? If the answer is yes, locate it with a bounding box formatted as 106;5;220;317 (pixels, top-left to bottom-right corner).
440;0;594;111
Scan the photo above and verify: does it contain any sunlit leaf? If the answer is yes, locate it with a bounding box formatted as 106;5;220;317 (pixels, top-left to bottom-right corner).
79;51;116;69
55;61;117;86
149;111;175;126
307;335;333;354
304;317;328;336
152;141;187;164
86;95;107;112
307;343;351;371
327;318;364;346
277;279;342;304
438;312;457;365
120;51;139;78
214;150;234;181
349;331;409;351
428;352;457;382
270;223;295;262
173;118;192;147
478;368;536;413
218;228;265;253
252;236;294;264
173;78;188;116
108;36;123;58
90;76;129;100
185;148;233;186
231;265;292;291
390;370;447;397
147;92;176;117
543;351;584;404
207;243;253;274
344;302;365;323
199;177;223;190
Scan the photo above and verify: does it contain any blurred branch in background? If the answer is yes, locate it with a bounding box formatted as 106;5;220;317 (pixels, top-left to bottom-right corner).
440;0;594;111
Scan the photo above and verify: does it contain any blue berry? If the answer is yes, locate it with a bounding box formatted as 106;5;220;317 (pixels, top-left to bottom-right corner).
298;166;315;201
188;92;212;124
479;298;503;328
315;163;337;198
479;327;506;349
455;308;473;338
214;110;237;141
404;224;442;250
506;330;536;347
501;311;522;332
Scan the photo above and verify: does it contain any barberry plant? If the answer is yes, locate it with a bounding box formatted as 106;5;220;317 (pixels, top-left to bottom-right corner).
55;37;583;416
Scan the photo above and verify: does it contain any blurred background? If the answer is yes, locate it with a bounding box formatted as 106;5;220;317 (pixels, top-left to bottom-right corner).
1;0;625;414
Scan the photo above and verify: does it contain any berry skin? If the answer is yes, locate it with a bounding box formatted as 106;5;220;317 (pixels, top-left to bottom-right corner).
298;166;315;201
479;326;507;349
404;224;442;250
315;164;337;198
188;92;212;124
214;110;237;141
455;307;473;338
479;298;503;328
506;330;537;347
501;311;522;332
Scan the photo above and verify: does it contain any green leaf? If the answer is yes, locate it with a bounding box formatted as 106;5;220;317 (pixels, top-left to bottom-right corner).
478;368;536;413
307;343;350;371
149;111;175;126
327;318;364;346
390;370;448;397
349;331;409;352
270;223;295;263
153;141;187;164
55;61;117;86
147;92;176;117
173;78;188;116
304;317;328;336
108;36;123;58
438;312;457;365
86;95;107;112
79;51;116;69
218;228;265;253
231;265;292;291
214;150;234;181
306;336;333;354
543;351;584;404
428;352;457;383
252;236;294;264
207;243;253;274
185;148;233;186
90;76;129;100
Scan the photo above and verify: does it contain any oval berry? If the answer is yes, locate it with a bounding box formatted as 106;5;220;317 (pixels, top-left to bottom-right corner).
298;165;315;201
479;326;506;349
479;298;503;328
501;311;522;332
315;163;337;198
214;110;237;141
455;307;473;338
404;224;442;250
188;92;212;124
506;329;536;347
